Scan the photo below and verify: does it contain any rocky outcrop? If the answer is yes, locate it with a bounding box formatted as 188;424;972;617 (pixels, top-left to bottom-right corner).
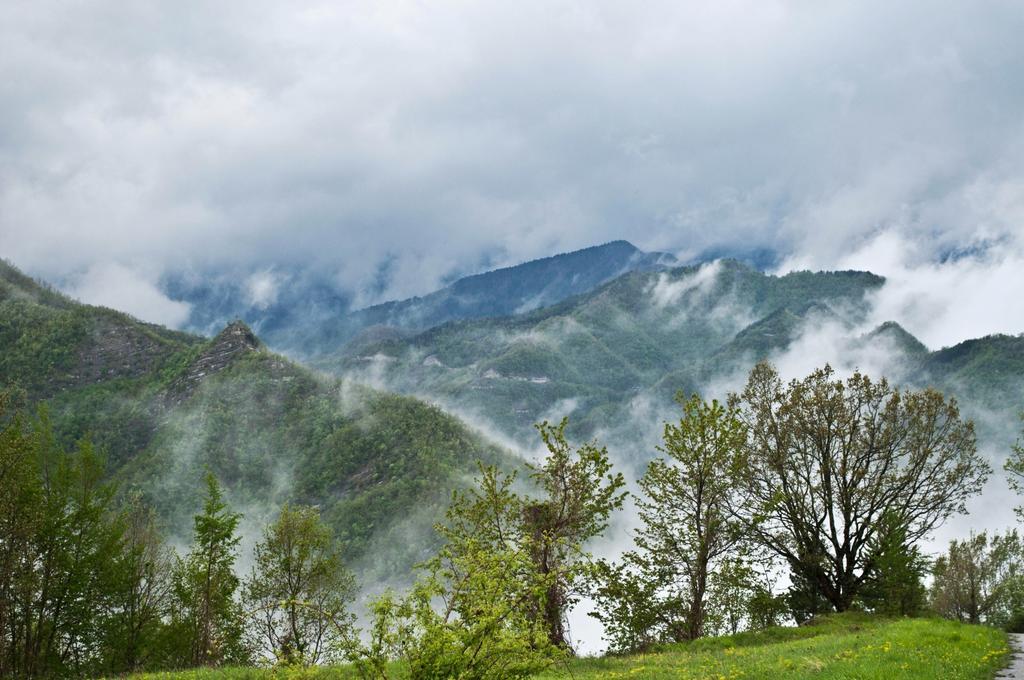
166;321;261;405
71;316;180;386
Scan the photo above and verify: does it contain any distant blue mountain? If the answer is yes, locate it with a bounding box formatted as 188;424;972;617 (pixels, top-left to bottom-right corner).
338;240;674;339
689;245;780;271
167;240;676;357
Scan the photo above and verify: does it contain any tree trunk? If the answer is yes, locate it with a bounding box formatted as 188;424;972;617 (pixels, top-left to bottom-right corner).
544;581;569;649
686;548;710;640
523;502;572;651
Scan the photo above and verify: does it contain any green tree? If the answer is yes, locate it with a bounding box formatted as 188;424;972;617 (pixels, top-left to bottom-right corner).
745;580;789;631
353;464;564;679
0;396;41;677
589;559;666;654
591;396;759;651
785;570;833;625
99;494;174;674
635;395;747;641
858;513;928;617
0;404;124;677
244;504;356;666
170;473;249;667
736;363;988;613
930;531;1023;626
705;558;759;636
523;419;627;649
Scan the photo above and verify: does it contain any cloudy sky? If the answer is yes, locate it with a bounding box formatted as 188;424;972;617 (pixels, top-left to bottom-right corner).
2;0;1023;344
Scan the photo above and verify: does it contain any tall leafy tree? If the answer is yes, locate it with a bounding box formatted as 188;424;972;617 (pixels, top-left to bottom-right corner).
355;464;563;679
735;362;988;612
591;396;758;652
523;419;627;649
0;396;41;678
99;494;174;674
170;473;248;667
355;427;624;675
0;404;124;677
244;504;356;666
635;395;748;640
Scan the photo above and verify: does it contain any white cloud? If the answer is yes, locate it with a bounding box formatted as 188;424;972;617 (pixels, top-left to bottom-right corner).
647;261;722;309
0;0;1021;314
65;262;192;327
245;269;283;309
802;228;1024;350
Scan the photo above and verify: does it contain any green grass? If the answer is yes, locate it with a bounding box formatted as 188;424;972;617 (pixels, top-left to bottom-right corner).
120;614;1010;679
543;614;1009;680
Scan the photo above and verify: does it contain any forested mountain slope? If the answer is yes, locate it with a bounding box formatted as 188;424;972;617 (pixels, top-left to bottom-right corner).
0;259;514;579
5;252;1021;573
325;257;1024;453
340;240;674;340
0;258;201;401
324;259;887;438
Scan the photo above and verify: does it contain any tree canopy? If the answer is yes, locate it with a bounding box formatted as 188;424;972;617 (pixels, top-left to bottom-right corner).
734;363;988;612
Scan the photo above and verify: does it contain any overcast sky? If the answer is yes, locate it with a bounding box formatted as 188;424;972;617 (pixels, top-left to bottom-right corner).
2;1;1023;344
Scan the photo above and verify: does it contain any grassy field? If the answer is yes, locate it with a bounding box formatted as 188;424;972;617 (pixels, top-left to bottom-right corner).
123;614;1010;679
541;614;1009;679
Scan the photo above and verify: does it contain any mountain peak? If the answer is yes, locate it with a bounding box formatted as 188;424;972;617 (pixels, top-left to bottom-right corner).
864;321;928;356
448;239;662;290
214;319;260;349
328;240;677;351
604;239;638;249
166;320;261;404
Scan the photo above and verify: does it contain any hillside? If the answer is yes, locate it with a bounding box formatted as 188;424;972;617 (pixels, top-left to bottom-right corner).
168;240;677;357
6;252;1023;577
323;259;888;441
322;256;1024;458
547;614;1008;680
920;334;1024;413
0;259;516;579
0;258;202;402
119;613;1009;679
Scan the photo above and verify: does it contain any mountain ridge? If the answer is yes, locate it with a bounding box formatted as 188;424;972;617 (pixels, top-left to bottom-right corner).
323;256;1023;458
324;259;890;442
164;240;677;356
5;251;1023;573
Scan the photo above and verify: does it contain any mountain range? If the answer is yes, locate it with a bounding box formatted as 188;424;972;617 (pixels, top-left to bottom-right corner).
322;255;1024;452
166;240;676;358
2;240;1023;586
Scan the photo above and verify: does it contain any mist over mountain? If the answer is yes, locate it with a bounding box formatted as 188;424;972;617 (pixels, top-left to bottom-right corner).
3;236;1024;661
4;1;1024;671
6;240;1021;533
314;250;1024;553
165;240;677;358
326;259;882;437
0;258;517;583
